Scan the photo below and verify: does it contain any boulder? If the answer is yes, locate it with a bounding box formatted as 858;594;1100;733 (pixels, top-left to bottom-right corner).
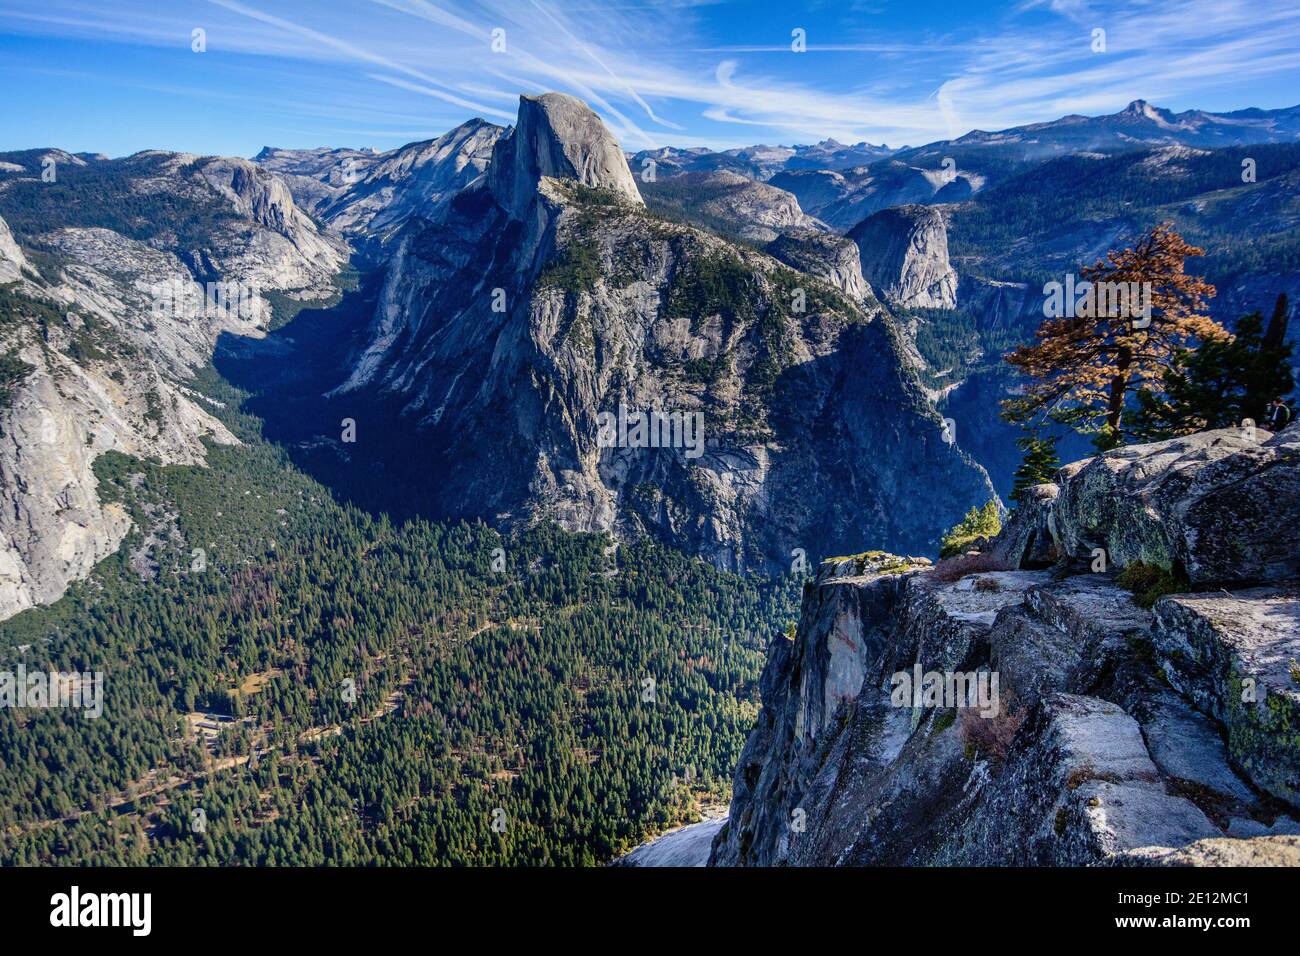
987;481;1061;569
1153;587;1300;808
1051;424;1300;586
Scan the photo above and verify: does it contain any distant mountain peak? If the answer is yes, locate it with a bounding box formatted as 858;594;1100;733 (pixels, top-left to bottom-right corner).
1119;99;1178;125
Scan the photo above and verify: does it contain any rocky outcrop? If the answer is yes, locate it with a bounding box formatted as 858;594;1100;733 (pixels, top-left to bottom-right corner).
0;332;236;619
766;231;872;301
934;694;1220;865
193;157;347;296
1051;425;1300;585
1153;589;1300;807
38;227;266;370
767;169;861;229
772;163;966;233
712;425;1300;866
849;205;957;309
251;145;380;216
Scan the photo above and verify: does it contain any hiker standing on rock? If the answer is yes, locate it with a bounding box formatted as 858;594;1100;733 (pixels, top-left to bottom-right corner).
1264;396;1292;432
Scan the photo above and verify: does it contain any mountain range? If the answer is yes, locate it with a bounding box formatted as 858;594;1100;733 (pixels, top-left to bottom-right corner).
2;95;1297;622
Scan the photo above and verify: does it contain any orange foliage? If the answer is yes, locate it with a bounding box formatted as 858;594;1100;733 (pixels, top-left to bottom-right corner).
1003;224;1225;441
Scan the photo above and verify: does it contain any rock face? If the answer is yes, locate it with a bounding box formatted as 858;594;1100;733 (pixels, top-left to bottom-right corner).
250;145;380;216
319;120;503;240
772;163;973;234
0;149;348;621
332;93;996;573
193;156;347;295
0;214;28;282
251;125;503;247
1153;589;1300;807
934;694;1220;865
487;93;643;221
0;330;235;619
711;426;1300;867
849;205;958;309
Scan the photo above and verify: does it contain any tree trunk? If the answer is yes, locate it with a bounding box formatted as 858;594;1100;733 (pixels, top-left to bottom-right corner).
1107;347;1132;434
1264;293;1289;351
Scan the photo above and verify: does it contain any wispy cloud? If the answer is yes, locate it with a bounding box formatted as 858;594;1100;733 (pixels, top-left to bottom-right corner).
0;0;1296;153
206;0;514;117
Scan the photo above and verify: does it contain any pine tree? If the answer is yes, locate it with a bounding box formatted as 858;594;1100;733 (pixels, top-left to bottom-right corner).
939;501;1001;558
1127;294;1294;441
1011;430;1062;500
1002;224;1225;449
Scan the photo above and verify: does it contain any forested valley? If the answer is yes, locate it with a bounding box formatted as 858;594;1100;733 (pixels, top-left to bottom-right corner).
0;366;800;865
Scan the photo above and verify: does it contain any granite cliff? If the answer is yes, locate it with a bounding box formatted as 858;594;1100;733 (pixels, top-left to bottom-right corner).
711;424;1300;866
0;151;346;620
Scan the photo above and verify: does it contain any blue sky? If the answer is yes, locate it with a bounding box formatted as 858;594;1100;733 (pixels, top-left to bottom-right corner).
1;0;1298;158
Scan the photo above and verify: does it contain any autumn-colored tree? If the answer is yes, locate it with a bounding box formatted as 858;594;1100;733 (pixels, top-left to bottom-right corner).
1002;224;1225;449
